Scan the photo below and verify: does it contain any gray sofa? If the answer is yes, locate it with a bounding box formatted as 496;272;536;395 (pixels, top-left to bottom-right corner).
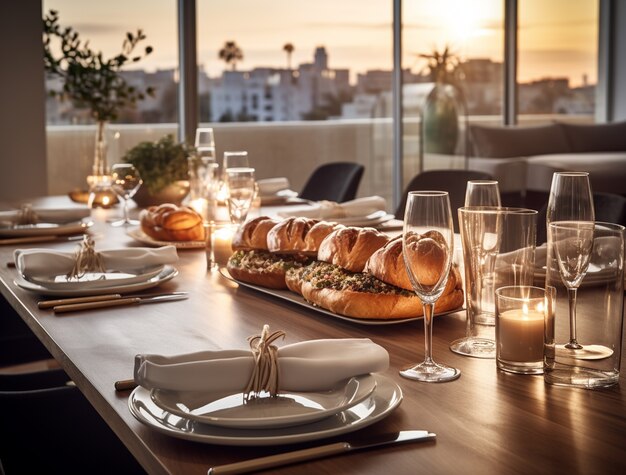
467;121;626;209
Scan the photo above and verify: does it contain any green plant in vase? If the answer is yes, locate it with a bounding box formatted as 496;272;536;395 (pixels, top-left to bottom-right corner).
43;9;154;205
419;46;463;155
123;135;195;207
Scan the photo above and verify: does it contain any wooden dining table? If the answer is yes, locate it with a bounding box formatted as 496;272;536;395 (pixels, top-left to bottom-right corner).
1;199;625;475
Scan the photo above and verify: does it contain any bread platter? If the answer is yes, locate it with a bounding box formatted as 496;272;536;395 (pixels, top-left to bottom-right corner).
218;267;462;326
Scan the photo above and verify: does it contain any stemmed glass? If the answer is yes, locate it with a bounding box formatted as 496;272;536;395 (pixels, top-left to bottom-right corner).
110;164;142;226
450;180;501;358
225;167;256;225
547;171;594;352
402;191;460;382
464;180;501;208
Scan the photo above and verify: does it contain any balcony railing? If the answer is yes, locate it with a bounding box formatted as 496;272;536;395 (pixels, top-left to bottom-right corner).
46;114;593;206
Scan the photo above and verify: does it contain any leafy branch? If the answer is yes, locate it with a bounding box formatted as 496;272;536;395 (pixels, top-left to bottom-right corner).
43;9;155;122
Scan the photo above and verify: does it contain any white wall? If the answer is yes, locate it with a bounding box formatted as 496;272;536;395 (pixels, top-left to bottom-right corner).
0;0;48;202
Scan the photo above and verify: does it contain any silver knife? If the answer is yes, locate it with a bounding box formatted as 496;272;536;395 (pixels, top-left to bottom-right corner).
207;430;436;475
53;292;189;314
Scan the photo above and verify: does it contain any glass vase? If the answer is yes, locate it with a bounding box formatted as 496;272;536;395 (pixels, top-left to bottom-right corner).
87;120;116;208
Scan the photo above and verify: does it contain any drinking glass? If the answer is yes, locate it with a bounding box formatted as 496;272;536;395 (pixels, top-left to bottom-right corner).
194;127;216;158
546;172;594;352
464;180;501;207
450;179;501;358
223;151;249;171
225;167;256;225
401;191;460;382
110;164;142;226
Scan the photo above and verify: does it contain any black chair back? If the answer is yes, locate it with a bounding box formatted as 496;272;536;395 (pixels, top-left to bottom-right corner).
395;169;494;232
300;162;364;203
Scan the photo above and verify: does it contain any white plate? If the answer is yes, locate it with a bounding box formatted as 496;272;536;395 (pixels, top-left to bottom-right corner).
129;374;402;446
150;374;377;429
260;190;299;206
14;265;178;296
0;220;93;237
127;228;205;250
331;210;394;227
219;268;462;325
26;265;164;291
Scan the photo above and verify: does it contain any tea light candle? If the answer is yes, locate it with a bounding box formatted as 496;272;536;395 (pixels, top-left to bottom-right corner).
212;225;236;266
498;302;544;362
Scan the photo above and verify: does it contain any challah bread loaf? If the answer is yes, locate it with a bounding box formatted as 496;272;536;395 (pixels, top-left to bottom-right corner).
266;217;319;254
293;260;463;320
231;216;279;251
317;227;389;273
227;216;309;289
364;235;461;295
139;204;204;242
267;218;343;256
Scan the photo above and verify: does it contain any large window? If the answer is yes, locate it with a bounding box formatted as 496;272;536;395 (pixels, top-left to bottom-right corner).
518;0;598;122
43;0;178;125
197;0;392;123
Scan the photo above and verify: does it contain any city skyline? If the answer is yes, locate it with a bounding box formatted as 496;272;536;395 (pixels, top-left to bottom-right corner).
44;0;598;87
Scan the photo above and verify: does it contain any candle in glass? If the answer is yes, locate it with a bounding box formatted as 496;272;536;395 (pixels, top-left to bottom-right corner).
496;286;547;374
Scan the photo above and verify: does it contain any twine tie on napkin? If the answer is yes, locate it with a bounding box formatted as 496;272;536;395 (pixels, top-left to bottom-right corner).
17;204;38;225
317;201;346;219
244;325;286;400
67;236;106;280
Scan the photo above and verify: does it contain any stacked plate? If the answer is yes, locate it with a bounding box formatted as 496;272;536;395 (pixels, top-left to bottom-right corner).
260;189;300;206
0;219;93;238
129;373;403;446
14;265;178;297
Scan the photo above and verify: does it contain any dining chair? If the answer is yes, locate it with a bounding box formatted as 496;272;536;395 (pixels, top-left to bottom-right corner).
300;162;365;203
536;191;626;244
0;297;52;368
395;169;494;232
0;368;146;474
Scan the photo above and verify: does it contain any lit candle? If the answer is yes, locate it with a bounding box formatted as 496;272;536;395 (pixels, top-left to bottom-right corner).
211;225;237;266
497;301;545;362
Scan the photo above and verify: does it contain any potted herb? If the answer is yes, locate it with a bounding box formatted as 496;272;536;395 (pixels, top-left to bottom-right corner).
123;135;193;207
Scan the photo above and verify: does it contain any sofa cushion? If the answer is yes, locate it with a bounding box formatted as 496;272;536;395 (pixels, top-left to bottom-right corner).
469;124;571;158
557;121;626;153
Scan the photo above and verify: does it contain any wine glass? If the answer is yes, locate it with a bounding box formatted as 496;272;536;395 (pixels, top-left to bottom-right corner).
546;171;594;351
464;180;501;207
402;191;460;382
450;180;501;358
110;164;142;226
225;167;256;225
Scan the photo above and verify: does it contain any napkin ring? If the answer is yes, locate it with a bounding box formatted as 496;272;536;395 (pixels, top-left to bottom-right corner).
17;204;38;225
244;325;286;400
66;236;106;280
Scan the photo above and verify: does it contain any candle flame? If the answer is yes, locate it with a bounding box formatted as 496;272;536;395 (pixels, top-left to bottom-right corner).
522;302;529;315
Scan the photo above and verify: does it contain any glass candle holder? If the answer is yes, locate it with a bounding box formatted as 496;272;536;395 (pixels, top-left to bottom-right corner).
207;223;238;270
496;285;550;374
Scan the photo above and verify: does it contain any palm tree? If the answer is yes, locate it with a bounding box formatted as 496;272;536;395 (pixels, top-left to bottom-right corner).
218;41;243;71
419;45;460;84
283;43;294;70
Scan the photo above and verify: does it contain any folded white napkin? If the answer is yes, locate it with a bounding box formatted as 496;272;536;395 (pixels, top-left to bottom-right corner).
0;207;90;225
15;245;179;279
257;177;290;196
278;196;387;219
134;338;389;393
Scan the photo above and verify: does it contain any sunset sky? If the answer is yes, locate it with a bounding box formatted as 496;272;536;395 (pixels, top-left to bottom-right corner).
44;0;598;87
